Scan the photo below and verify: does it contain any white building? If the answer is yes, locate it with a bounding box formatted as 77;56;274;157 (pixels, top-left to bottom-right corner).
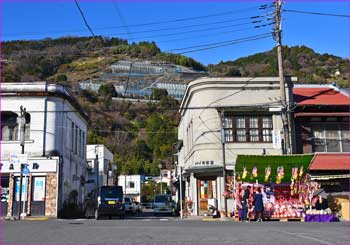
176;77;296;216
118;175;142;202
0;82;88;217
86;144;115;193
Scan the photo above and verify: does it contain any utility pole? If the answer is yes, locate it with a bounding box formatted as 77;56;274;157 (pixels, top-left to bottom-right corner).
17;106;26;220
179;166;183;220
220;110;227;217
95;146;99;194
274;0;291;154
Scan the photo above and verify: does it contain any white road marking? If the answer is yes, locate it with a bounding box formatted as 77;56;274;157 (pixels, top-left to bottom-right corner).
159;219;169;221
278;230;332;244
88;226;174;229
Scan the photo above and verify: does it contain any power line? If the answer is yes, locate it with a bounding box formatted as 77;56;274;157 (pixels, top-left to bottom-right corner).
6;101;282;114
176;33;272;55
165;32;273;53
111;1;134;40
3;23;273;59
3;4;272;38
284;9;350;18
99;14;272;38
74;0;96;38
121;20;265;41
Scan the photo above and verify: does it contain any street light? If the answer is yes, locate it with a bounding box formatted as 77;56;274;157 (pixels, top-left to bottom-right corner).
158;163;162;194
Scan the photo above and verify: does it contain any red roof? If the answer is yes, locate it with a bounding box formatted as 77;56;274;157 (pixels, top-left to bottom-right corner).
309;153;350;171
293;87;350;105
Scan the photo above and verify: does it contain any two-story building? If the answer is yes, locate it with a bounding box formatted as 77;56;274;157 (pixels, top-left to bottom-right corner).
176;77;296;216
293;84;350;220
118;175;142;202
86;144;115;194
1;82;88;217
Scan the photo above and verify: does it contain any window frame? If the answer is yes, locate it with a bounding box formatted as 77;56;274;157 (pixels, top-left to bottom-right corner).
224;115;273;143
311;122;350;153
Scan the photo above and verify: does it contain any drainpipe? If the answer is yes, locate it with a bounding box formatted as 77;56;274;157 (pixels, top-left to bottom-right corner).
42;82;48;157
56;156;63;218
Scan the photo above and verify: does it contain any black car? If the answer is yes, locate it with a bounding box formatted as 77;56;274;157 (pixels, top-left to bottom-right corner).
85;186;125;219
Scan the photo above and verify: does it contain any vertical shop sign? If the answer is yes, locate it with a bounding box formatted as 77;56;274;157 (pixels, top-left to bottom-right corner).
33;177;45;201
15;177;27;201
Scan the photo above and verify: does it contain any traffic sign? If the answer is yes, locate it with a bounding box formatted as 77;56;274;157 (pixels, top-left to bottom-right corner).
22;165;30;175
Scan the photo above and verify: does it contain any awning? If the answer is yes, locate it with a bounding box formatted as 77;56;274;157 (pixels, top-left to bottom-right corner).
294;112;350;117
235;154;313;183
309;153;350;171
185;165;223;174
311;174;350;180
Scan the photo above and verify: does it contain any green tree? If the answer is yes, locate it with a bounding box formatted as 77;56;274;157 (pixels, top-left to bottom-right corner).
151;88;168;100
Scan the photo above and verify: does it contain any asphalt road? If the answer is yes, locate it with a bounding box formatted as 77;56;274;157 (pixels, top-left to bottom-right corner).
2;213;349;244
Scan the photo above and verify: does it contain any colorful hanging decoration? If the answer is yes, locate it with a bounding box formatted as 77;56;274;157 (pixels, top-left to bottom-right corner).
264;166;271;182
242;167;248;180
299;166;304;177
252;166;258;178
292;167;299;180
276;166;285;184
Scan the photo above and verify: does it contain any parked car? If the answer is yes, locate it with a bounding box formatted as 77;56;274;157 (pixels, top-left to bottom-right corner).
124;196;136;214
153;194;175;216
133;201;142;212
86;186;125;220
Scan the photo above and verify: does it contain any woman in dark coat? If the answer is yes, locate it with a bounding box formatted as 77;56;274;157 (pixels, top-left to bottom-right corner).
253;187;264;222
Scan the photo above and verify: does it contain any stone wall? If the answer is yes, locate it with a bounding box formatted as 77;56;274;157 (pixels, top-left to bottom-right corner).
7;176;14;217
45;173;57;216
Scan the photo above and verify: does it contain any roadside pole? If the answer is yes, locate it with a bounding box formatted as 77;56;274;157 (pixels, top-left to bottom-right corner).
220;110;227;217
17;106;26;220
274;0;292;154
179;166;183;220
95;146;99;194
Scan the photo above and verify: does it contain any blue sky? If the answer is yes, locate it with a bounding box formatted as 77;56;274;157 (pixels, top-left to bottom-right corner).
2;1;349;65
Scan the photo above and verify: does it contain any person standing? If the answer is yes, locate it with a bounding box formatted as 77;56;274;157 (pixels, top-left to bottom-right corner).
242;186;251;222
253;187;264;222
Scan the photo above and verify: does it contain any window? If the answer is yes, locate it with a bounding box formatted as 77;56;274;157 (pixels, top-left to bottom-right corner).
78;129;82;157
71;122;74;152
312;123;350;152
1;112;18;141
75;125;78;154
262;117;273;142
236;117;246;142
82;131;85;158
127;181;135;188
224;115;273;143
1;111;30;141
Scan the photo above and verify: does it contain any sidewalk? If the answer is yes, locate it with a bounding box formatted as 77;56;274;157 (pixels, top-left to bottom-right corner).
2;216;51;221
181;215;233;222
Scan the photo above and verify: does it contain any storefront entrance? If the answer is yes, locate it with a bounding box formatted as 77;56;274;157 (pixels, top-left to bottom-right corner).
1;175;10;216
12;176;29;216
11;176;46;216
197;177;217;214
30;176;46;216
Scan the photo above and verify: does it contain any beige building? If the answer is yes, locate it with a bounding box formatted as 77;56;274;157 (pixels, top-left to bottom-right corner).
176;77;296;216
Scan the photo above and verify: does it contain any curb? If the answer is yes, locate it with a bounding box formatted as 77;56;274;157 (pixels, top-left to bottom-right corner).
24;217;49;221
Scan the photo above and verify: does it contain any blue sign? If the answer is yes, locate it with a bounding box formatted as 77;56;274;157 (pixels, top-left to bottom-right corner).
22;165;30;175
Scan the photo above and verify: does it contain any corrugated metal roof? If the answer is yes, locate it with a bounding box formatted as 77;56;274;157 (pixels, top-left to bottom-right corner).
309;153;350;170
293;87;350;105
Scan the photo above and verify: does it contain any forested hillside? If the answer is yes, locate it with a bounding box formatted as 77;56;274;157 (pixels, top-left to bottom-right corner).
209;45;349;88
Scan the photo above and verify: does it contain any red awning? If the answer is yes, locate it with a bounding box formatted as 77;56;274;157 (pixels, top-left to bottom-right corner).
293;87;350;105
309;153;350;171
294;112;350;117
